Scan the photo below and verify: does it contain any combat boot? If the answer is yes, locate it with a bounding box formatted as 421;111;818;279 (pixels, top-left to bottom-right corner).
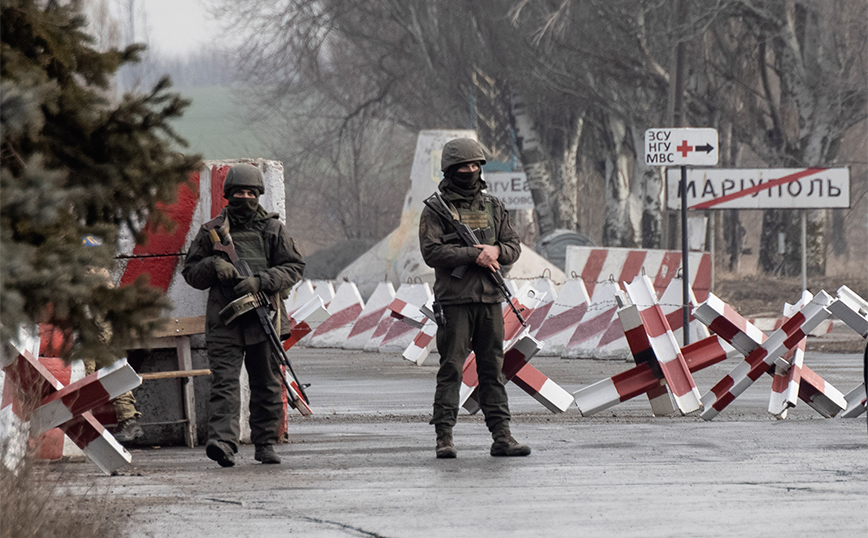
206;440;236;468
435;428;457;459
114;418;144;443
254;444;281;464
490;427;531;457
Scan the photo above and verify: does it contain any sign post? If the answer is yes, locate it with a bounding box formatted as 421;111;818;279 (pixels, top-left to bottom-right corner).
665;167;851;294
646;128;719;346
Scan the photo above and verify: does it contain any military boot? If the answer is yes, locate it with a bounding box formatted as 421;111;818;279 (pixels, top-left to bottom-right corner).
254;444;281;464
114;418;144;444
490;427;531;457
435;428;457;459
205;440;236;468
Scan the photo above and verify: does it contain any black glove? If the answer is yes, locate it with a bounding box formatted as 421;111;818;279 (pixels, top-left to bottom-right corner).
214;258;239;283
234;276;261;296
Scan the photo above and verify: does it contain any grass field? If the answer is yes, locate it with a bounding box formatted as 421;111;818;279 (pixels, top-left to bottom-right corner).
170;85;275;161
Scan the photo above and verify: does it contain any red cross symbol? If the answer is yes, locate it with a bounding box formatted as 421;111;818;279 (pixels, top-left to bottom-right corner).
676;140;693;157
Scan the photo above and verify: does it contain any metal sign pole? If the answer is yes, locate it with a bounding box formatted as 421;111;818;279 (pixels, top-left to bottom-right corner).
681;165;690;346
801;209;807;292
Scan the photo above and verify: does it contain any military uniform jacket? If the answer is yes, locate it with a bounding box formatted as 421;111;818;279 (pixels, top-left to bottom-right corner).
419;184;521;305
182;208;305;344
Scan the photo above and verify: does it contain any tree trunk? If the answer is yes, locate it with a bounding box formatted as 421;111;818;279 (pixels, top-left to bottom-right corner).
553;114;584;233
510;92;584;237
603;116;639;246
511;92;557;236
632;128;663;248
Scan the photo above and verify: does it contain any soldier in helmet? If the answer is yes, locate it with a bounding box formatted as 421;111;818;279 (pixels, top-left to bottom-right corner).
182;163;305;467
419;137;530;459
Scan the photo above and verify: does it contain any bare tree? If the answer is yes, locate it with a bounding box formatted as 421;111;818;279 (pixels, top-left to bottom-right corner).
214;0;866;270
710;0;867;275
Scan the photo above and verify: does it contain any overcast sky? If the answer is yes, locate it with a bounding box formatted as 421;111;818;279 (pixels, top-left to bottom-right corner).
138;0;223;58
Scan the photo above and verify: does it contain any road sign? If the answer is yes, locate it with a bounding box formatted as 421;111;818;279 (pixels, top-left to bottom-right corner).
645;128;719;166
665;168;850;210
486;172;534;210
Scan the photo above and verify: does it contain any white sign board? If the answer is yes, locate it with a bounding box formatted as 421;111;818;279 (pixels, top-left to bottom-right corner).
665;167;850;210
486;172;534;210
645;128;719;166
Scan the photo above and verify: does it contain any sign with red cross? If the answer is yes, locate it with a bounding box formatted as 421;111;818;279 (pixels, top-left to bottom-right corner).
645;128;719;166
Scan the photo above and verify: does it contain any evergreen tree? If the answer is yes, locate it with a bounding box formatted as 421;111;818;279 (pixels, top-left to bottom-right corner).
1;0;201;365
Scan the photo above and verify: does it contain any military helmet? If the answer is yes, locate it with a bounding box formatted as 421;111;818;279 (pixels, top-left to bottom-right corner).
223;163;265;197
440;138;487;172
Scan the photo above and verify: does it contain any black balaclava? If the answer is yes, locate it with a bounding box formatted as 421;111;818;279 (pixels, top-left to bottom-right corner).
444;163;482;198
226;188;261;227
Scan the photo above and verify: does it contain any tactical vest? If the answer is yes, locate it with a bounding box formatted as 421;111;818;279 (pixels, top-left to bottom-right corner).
444;195;496;245
232;221;270;274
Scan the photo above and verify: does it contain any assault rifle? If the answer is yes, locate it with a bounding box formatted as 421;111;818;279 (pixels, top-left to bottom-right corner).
423;193;527;327
204;219;312;416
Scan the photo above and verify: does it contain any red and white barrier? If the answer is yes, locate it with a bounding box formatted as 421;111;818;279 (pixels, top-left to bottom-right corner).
828;285;868;338
29;358;142;435
308;282;365;348
564;246;711;302
698;292;848;419
503;283;550;345
309;280;336;308
388;296;428;329
344;283;396;350
768;337;806;419
766;298;848;419
402;319;438;366
623;276;702;414
378;283;433;352
523;278;559;334
283;295;329;351
698;291;834;420
573;334;738;416
841;383;867;418
459;335;543;412
457;284;574;414
657;276;710;345
694;293;767;357
532;279;591;356
616;296;676;416
286;280;317;315
796;363;847;418
2;345;139;475
453;283;570;413
562;280;625;360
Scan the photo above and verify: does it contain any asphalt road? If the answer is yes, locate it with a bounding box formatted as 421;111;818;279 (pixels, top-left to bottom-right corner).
58;347;867;538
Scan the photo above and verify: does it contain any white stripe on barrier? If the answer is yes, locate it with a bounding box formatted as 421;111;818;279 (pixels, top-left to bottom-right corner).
532;279;591;356
624;276;701;414
30;358;142;435
657;276;709;344
828;285;868;338
286;280;316;315
841;383;867;418
309;282;365;348
344;282;396;350
561;280;625;360
378;283;433;352
402;320;438;365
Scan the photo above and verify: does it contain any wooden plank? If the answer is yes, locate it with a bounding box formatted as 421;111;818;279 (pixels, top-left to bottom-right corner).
139;369;211;381
152;316;206;338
